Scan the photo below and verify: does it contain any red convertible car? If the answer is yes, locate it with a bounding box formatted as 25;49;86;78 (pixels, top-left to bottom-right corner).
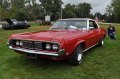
8;18;106;65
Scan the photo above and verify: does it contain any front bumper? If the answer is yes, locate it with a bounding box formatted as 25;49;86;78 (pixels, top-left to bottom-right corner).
9;46;65;56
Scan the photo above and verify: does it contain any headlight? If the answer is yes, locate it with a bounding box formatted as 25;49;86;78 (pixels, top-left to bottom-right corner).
46;44;51;50
19;41;23;46
16;41;20;46
52;44;59;50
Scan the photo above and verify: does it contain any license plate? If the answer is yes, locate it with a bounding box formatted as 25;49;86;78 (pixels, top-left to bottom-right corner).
26;53;37;59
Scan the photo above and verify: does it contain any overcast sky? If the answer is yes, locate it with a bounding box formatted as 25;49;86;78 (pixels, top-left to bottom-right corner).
62;0;112;14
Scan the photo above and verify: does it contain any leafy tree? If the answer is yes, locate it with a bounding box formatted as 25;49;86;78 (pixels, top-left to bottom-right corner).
1;0;10;9
15;12;27;21
9;0;38;20
0;0;3;5
106;5;113;16
63;4;76;18
40;0;62;21
10;0;26;8
106;0;120;23
0;0;94;21
89;13;94;19
32;4;45;20
0;0;10;20
105;5;115;22
76;3;92;18
111;0;120;22
63;3;92;19
0;6;2;21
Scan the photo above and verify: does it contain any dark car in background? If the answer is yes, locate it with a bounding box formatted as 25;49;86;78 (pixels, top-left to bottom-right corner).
2;19;31;30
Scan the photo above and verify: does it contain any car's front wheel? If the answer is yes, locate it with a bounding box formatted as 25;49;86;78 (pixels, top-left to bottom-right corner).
68;44;83;66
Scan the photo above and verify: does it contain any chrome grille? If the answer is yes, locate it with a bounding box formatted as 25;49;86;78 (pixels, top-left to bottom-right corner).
22;41;42;50
29;41;34;49
22;41;29;49
11;39;59;51
34;42;42;50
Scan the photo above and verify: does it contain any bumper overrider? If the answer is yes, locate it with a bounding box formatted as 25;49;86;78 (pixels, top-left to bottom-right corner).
9;46;65;56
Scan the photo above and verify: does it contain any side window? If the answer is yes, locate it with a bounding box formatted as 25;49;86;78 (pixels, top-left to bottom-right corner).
89;21;98;30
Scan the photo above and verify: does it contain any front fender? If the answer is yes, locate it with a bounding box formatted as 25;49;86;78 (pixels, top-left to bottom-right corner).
66;40;85;55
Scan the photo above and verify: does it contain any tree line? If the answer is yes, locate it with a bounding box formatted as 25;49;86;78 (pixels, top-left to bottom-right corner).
0;0;120;23
106;0;120;23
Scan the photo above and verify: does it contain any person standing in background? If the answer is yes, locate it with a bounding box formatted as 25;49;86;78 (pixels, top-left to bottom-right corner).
107;23;117;40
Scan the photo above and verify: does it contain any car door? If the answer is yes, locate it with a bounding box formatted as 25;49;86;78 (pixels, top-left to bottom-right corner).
85;20;101;48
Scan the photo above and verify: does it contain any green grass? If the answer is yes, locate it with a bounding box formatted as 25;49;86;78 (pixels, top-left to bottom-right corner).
30;22;41;26
0;24;120;79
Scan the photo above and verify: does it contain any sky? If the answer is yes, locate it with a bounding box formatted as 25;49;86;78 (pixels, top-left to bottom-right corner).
62;0;112;14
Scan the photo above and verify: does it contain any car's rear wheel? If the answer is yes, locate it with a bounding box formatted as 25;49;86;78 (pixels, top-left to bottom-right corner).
25;25;30;29
68;44;83;66
98;38;104;47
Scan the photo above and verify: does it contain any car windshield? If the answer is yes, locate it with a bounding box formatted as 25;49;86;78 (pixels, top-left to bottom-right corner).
11;19;17;24
50;20;87;30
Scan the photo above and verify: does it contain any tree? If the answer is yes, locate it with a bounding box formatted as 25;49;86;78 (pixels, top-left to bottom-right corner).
76;3;92;18
105;5;115;22
10;0;26;8
0;0;94;21
31;4;45;20
111;0;120;22
106;0;120;23
1;0;10;9
40;0;62;21
63;4;76;18
9;0;38;20
63;3;92;19
0;0;3;5
0;0;11;20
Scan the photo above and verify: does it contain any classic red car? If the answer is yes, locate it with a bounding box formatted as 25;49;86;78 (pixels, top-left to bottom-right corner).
8;18;106;65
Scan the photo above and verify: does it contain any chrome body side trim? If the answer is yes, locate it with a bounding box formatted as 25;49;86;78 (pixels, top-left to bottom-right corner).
83;43;98;52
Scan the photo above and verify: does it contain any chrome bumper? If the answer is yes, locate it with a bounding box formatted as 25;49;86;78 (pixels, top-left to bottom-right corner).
9;46;65;56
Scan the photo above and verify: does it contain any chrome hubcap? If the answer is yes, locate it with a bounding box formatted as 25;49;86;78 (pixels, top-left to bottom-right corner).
102;40;104;45
77;53;82;61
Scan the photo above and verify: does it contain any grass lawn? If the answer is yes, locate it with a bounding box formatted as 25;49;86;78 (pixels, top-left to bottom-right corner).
0;24;120;79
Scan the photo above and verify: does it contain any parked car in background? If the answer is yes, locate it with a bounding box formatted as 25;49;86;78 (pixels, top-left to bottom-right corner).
7;18;106;66
2;19;31;30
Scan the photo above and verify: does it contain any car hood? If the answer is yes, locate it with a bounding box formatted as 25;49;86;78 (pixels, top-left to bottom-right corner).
10;30;87;43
